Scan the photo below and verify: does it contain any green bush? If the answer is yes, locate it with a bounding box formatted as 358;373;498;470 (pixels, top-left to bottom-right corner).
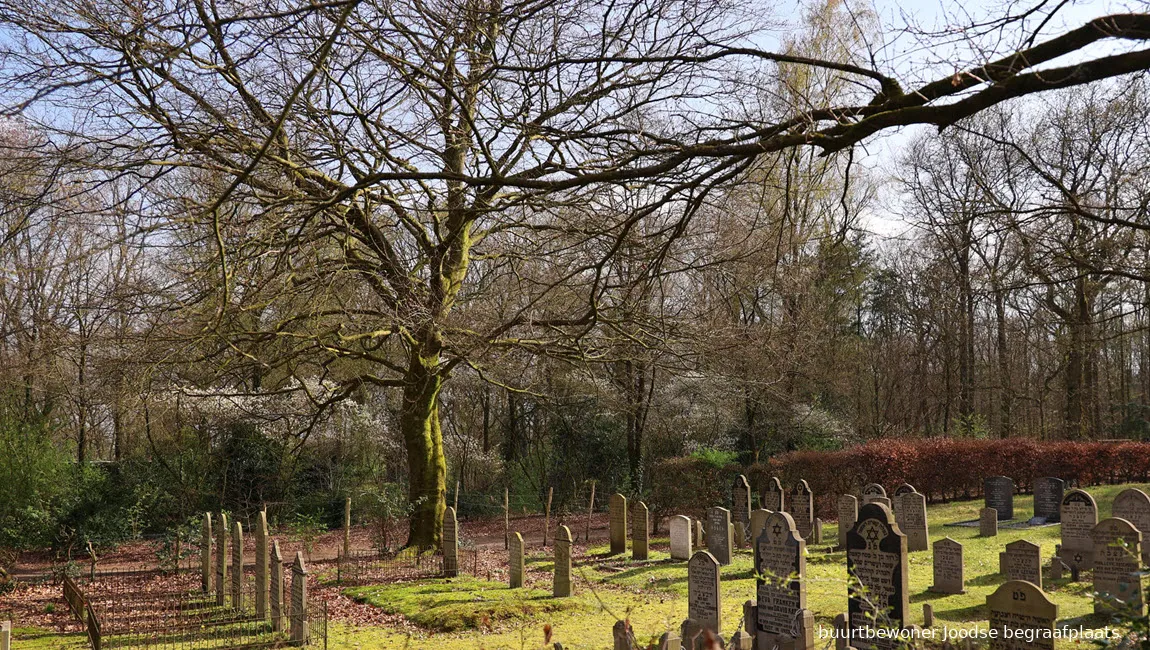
0;413;72;550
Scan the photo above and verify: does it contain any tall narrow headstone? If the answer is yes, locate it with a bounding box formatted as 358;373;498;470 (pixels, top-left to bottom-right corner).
695;519;704;549
289;552;308;646
984;476;1014;520
1033;478;1064;523
509;531;525;588
687;551;722;636
443;506;459;577
753;512;810;650
789;480;814;541
1059;489;1097;571
733;475;752;546
632;501;649;561
980;507;998;537
895;490;928;552
846;502;908;647
0;620;9;650
930;537;964;594
750;509;771;545
987;581;1057;650
762;477;785;512
231;521;244;611
554;525;573;597
609;493;627;555
706;507;733;565
215;512;228;606
837;495;857;548
1111;488;1150;567
860;484;886;505
1091;517;1144;616
670;515;693;560
255;509;269;619
1000;540;1042;589
270;540;285;632
201;513;212;593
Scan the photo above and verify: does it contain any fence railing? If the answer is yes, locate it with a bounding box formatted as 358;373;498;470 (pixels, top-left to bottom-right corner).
336;546;444;585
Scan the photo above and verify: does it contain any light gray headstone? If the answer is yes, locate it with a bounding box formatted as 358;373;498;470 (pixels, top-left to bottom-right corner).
1091;517;1144;616
289;552;308;644
733;475;752;546
201;513;212;593
509;531;525;588
670;515;692;560
609;494;628;555
230;521;243;611
1111;488;1150;567
554;525;573;597
443;506;459;577
930;537;964;594
1059;489;1097;570
215;512;228;606
860;483;886;505
987;581;1056;650
270;540;285;632
1000;540;1042;589
837;495;857;548
749;509;771;546
895;490;928;552
632;501;649;561
688;551;722;636
255;510;269;619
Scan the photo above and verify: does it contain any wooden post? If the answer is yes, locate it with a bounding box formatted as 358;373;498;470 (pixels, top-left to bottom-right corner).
504;487;510;550
343;497;351;558
586;481;596;543
544;487;554;546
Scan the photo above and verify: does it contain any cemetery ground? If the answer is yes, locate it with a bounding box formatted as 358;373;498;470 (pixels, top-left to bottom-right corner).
2;484;1144;650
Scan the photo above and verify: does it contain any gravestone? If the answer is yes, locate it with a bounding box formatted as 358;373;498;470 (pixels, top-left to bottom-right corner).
290;552;308;645
670;515;693;560
443;506;459;577
695;519;704;549
1000;540;1042;589
707;507;733;565
987;580;1057;650
895;490;928;552
632;501;649;561
790;480;814;541
984;476;1014;520
1046;557;1065;582
270;540;285;631
846;502;908;647
750;509;771;545
0;620;9;650
812;519;823;545
1033;477;1064;523
930;537;964;594
980;507;998;537
613;620;635;650
554;525;573;597
891;484;915;519
733;475;752;546
609;493;628;555
860;483;886;505
215;512;228;606
231;521;244;610
762;477;785;512
687;551;722;637
753;512;810;650
833;613;848;650
1111;487;1150;567
201;513;212;593
922;603;933;628
343;496;351;557
509;532;525;588
837;495;858;548
1059;489;1097;571
256;509;269;619
1091;517;1144;616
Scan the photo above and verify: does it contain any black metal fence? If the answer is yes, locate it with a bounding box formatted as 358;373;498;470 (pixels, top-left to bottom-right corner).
335;546;449;585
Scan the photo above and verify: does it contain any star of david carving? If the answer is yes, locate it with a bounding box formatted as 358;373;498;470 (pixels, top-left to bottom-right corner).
773;523;783;537
1074;553;1083;563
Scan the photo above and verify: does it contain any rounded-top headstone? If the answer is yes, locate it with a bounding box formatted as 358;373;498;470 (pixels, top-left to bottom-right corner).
846;502;908;632
1059;489;1098;570
861;484;886;505
762;476;785;512
892;484;916;498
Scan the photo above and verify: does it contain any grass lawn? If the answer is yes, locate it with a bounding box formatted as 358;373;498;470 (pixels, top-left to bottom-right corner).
335;483;1148;649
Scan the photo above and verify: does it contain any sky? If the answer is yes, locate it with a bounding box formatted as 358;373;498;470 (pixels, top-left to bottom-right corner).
774;0;1149;240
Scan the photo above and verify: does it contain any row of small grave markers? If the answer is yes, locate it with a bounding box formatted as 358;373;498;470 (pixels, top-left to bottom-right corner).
505;476;1150;650
200;511;310;643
